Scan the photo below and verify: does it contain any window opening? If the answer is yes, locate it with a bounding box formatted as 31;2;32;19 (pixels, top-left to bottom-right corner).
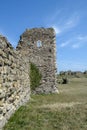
37;40;42;47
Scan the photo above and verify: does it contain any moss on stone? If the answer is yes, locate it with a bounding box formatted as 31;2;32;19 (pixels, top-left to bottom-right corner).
30;63;42;90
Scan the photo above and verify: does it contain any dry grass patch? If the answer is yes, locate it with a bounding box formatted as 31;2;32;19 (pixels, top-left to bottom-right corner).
39;102;82;110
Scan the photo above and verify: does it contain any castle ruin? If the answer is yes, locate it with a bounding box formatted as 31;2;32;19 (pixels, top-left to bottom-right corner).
17;28;58;94
0;28;58;129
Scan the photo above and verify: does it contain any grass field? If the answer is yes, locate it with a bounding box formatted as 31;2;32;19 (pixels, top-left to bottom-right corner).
3;78;87;130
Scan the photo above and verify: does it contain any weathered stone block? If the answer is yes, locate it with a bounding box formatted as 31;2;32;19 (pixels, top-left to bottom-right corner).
11;63;16;69
0;77;3;84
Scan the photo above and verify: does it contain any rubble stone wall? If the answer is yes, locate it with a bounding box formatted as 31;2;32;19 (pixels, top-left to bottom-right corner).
17;28;58;94
0;35;30;129
0;27;58;129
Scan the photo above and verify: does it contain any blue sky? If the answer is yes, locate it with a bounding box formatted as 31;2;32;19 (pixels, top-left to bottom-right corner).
0;0;87;72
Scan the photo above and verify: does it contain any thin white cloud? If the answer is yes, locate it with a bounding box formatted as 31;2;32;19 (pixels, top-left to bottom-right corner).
72;44;80;49
52;26;61;34
50;10;62;22
52;15;79;35
77;35;87;41
59;34;87;49
48;11;80;35
45;10;85;50
72;35;87;49
64;14;79;29
60;40;71;47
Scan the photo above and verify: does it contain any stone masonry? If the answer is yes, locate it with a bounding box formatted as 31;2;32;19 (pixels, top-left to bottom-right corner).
0;35;30;129
17;28;58;94
0;27;58;129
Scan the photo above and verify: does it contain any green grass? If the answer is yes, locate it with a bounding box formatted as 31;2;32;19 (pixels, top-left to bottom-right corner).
30;62;42;90
3;78;87;130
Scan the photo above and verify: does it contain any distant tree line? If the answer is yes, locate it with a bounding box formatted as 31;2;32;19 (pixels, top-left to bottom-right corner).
59;70;87;76
57;70;87;84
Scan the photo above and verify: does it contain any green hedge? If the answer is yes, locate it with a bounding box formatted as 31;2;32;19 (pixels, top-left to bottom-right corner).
30;63;42;90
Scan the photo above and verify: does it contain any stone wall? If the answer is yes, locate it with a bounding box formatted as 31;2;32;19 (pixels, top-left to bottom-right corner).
17;28;58;94
0;35;30;129
0;27;58;129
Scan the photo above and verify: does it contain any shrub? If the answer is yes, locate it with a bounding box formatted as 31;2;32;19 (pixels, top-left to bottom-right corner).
30;63;42;90
62;78;68;84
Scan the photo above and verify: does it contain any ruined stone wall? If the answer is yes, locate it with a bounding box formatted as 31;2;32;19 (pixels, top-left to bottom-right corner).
17;28;58;94
0;27;58;129
0;35;30;129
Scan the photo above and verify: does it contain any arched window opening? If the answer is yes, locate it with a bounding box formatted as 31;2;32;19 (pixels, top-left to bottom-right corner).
37;40;42;47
